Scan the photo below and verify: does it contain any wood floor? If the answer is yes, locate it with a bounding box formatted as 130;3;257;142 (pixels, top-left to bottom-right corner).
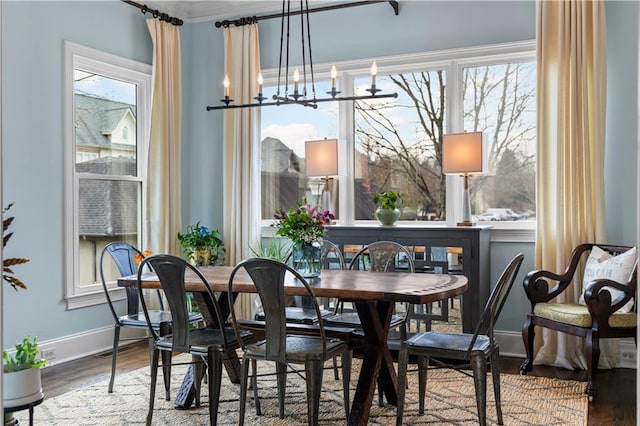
41;340;636;425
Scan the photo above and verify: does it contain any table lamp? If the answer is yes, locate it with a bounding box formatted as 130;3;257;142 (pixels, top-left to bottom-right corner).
442;131;488;226
305;138;338;211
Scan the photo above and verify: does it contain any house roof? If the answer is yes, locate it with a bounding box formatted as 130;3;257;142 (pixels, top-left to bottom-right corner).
75;93;135;148
77;157;139;237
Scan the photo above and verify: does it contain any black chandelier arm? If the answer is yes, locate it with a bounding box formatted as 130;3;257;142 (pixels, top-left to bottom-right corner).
121;0;183;26
206;91;398;111
214;1;398;28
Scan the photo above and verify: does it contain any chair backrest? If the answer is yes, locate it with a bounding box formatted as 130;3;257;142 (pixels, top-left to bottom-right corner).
467;253;524;356
348;241;414;273
321;239;345;270
228;258;328;362
100;242;164;321
138;254;227;352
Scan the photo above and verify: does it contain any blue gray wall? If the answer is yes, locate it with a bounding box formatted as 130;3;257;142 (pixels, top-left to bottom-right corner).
1;1;637;349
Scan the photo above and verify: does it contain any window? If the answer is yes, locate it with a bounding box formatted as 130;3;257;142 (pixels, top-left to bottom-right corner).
260;41;536;235
64;42;151;309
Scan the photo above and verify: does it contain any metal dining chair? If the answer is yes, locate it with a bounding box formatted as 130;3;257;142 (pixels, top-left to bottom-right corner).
99;242;202;396
137;254;254;426
396;253;524;426
227;257;352;425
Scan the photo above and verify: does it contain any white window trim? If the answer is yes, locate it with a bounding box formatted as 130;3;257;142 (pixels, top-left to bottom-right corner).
260;40;536;243
63;41;151;309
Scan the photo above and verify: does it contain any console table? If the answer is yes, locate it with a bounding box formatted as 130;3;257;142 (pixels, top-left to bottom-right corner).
325;224;491;333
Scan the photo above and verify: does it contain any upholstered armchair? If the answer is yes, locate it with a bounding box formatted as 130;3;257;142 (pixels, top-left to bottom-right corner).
520;243;637;401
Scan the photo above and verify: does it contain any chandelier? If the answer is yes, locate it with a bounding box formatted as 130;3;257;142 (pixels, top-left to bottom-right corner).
207;0;398;111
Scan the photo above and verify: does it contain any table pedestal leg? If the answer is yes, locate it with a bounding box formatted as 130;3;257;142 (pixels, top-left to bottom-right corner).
348;300;397;426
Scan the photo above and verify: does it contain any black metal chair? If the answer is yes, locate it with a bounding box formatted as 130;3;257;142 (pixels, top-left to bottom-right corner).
137;254;253;426
396;253;524;426
227;257;352;425
323;240;413;405
99;242;202;395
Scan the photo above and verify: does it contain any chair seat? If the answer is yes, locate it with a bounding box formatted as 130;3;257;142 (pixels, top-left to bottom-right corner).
323;311;405;329
534;303;637;328
406;331;491;357
155;327;250;355
245;335;347;362
255;307;333;324
120;310;202;328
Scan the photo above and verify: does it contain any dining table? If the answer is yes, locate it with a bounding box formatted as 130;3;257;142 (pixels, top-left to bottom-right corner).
118;265;468;426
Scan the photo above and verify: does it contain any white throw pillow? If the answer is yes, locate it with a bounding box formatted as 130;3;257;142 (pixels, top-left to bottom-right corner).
579;246;637;313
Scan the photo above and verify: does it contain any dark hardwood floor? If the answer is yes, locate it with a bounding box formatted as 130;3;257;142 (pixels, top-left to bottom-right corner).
41;340;636;425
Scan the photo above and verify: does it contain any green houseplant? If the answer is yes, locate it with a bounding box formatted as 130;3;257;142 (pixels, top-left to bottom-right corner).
177;222;225;266
373;191;402;226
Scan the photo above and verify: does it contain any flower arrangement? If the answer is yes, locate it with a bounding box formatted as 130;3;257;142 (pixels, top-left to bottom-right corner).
273;203;335;246
177;222;225;266
3;203;30;291
134;250;153;265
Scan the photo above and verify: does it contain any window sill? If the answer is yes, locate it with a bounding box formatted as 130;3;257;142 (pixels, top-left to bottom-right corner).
66;287;125;310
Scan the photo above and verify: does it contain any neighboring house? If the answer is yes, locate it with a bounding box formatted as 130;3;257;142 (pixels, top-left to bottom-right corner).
74;94;138;284
261;136;305;217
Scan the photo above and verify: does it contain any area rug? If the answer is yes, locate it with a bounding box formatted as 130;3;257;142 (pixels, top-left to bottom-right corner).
31;355;587;426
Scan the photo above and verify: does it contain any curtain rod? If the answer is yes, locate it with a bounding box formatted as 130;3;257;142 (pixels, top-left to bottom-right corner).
122;0;184;26
214;1;399;28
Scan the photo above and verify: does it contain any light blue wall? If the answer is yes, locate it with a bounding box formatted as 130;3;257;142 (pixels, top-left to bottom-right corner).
1;0;637;348
1;1;152;345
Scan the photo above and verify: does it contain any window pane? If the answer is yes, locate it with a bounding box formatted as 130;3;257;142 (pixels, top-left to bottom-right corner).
463;62;536;221
77;179;141;287
74;70;137;176
354;70;447;221
260;80;339;219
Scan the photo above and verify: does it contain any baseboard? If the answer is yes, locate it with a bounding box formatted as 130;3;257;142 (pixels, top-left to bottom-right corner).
35;327;147;368
495;331;637;369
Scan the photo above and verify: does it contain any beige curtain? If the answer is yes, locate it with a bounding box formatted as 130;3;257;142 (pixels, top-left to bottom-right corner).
145;20;182;257
223;24;261;318
535;0;614;369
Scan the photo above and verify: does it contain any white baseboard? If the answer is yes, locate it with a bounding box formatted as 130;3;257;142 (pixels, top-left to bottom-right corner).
35;327;147;368
495;331;637;369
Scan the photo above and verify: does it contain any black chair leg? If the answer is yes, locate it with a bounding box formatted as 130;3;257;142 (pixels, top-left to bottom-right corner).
490;349;503;425
276;362;287;418
341;350;352;419
396;345;409;426
159;322;172;401
238;357;250;426
520;315;535;374
417;355;428;414
207;348;222;426
251;359;261;415
146;348;160;426
305;360;324;425
108;326;121;393
585;332;599;401
470;353;488;426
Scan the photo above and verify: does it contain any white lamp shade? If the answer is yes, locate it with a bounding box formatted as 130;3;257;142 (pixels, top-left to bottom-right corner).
305;138;338;176
442;132;488;174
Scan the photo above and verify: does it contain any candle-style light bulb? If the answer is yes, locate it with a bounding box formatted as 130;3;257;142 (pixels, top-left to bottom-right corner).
370;61;378;87
257;72;263;94
223;74;230;97
330;65;337;90
293;68;300;92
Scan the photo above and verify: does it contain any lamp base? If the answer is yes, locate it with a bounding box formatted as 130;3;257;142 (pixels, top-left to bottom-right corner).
457;220;474;227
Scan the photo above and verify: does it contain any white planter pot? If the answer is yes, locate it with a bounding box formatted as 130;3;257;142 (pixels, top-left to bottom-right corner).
3;367;43;408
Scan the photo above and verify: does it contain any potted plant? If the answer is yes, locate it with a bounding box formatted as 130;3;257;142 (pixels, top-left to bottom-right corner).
373;191;402;226
3;336;46;411
177;222;225;266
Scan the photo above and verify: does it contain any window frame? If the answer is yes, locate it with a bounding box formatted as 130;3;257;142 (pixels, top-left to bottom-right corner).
260;40;536;242
63;41;151;309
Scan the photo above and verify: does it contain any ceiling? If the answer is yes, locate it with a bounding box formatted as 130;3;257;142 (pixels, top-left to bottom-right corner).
141;1;341;23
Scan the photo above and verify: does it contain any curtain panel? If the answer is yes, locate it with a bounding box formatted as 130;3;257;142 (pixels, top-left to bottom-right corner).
535;0;611;369
146;20;183;256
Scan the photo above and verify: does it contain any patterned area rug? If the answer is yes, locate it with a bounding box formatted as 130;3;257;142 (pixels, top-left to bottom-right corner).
31;354;587;426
